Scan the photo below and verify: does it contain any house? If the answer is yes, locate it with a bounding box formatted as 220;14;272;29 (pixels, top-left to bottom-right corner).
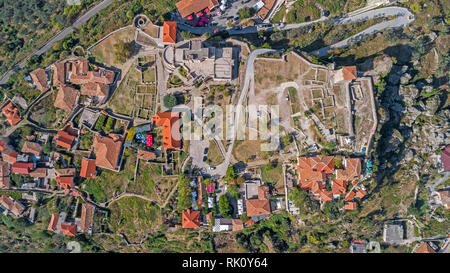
232;219;244;232
355;189;367;199
257;0;276;20
246;185;271;218
245;219;255;227
11;162;34;175
137;149;157;161
54;85;79;112
80;203;94;233
21;141;42;157
0;161;10;189
415;242;436;253
80;158;96;178
152;112;181;150
334;66;357;83
344;202;357;210
52;62;66;86
175;0;218;18
92;134;124;171
56;128;77;150
2;147;18;164
163;40;235;81
2;102;21;126
55;168;76;177
0;195;25;216
56;176;74;189
163;21;177;44
441;145;450;172
80;82;109;106
29;68;49;92
383;223;404;245
48;213;59;232
212;218;233;232
59;222;77;236
29;168;48;178
182;209;200;228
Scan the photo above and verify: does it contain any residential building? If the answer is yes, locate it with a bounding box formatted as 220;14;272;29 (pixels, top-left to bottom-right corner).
60;222;77;236
21;141;42;157
163;21;177;44
48;213;59;232
0;195;25;216
246;185;271;218
344;202;357;210
2;102;21;126
232;219;244;232
257;0;276;20
212;218;233;232
80;82;109;106
80;158;97;178
29;168;47;178
350;241;367;253
182;209;200;228
29;68;49;92
55;168;76;177
175;0;218;18
56;127;77;150
137;149;157;161
152;112;181;150
11;162;34;175
54;85;79;112
80;203;94;233
55;176;74;189
441;145;450;172
92;134;124;171
2;147;18;164
435;190;449;209
333;66;358;83
415;242;436;253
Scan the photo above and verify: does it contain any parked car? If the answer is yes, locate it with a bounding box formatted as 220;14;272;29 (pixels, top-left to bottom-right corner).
203;156;207;162
204;147;209;154
286;95;289;101
209;166;216;170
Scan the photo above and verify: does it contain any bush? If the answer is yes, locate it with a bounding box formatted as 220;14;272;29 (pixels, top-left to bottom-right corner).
238;7;256;19
219;195;231;217
163;94;177;109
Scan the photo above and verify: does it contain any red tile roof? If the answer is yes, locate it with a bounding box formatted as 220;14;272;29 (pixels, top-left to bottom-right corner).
246;186;271;217
80;158;96;178
415;242;436;253
2;102;21;126
182;209;200;228
55;176;73;189
152;112;181;150
356;189;366;199
52;62;66;86
344;202;357;210
137;149;157;161
21;141;42;157
232;219;244;231
54;85;79;112
55;168;76;177
342;66;357;80
48;213;59;232
319;190;333;202
11;162;34;174
2;147;18;164
344;191;356;202
257;0;276;20
29;168;48;178
56;130;76;149
30;68;49;92
163;21;177;43
176;0;219;18
80;82;108;97
80;203;94;232
60;222;77;236
92;135;123;170
442;145;450;172
245;219;255;227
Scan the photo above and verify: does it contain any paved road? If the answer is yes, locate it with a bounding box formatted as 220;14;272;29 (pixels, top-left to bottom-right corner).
0;0;112;85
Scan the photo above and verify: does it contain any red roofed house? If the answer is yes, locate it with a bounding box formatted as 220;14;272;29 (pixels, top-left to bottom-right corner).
54;85;79;112
60;222;77;236
92;134;124;171
356;189;367;199
2;102;21;126
182;209;201;228
55;176;74;189
48;213;59;232
415;242;436;253
334;66;358;83
163;21;177;44
345;191;356;202
246;186;271;217
56;127;78;150
29;68;49;92
80;158;96;178
441;145;450;172
21;141;42;157
344;202;357;210
80;203;94;233
152;112;181;150
11;162;34;175
0;161;10;189
176;0;219;18
80;82;109;105
257;0;276;21
2;147;18;164
245;219;255;227
52;62;66;86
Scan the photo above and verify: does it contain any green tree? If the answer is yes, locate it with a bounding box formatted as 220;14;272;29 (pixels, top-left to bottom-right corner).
227;184;240;199
219;195;231;217
177;174;192;211
225;166;237;182
238;7;256;19
163;94;177;109
113;40;134;63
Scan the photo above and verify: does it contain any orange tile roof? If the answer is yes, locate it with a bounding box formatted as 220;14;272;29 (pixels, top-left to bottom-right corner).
415;242;436;253
55;168;76;177
12;162;34;174
356;189;366;199
21;141;42;157
319;190;333;202
81;82;108;97
152;112;181;150
257;0;276;20
182;209;200;228
0;195;14;211
92;135;123;170
0;161;10;189
344;202;357;210
30;68;49;92
342;66;357;80
1;147;18;164
344;191;356;201
55;176;74;189
54;85;79;112
48;213;59;232
80;203;94;232
246;186;271;217
60;222;77;236
29;168;48;178
232;219;244;231
245;219;255;227
80;158;96;178
163;21;177;44
56;130;76;149
53;62;66;86
176;0;219;18
258;185;270;200
2;102;21;126
137;149;157;161
332;180;347;195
